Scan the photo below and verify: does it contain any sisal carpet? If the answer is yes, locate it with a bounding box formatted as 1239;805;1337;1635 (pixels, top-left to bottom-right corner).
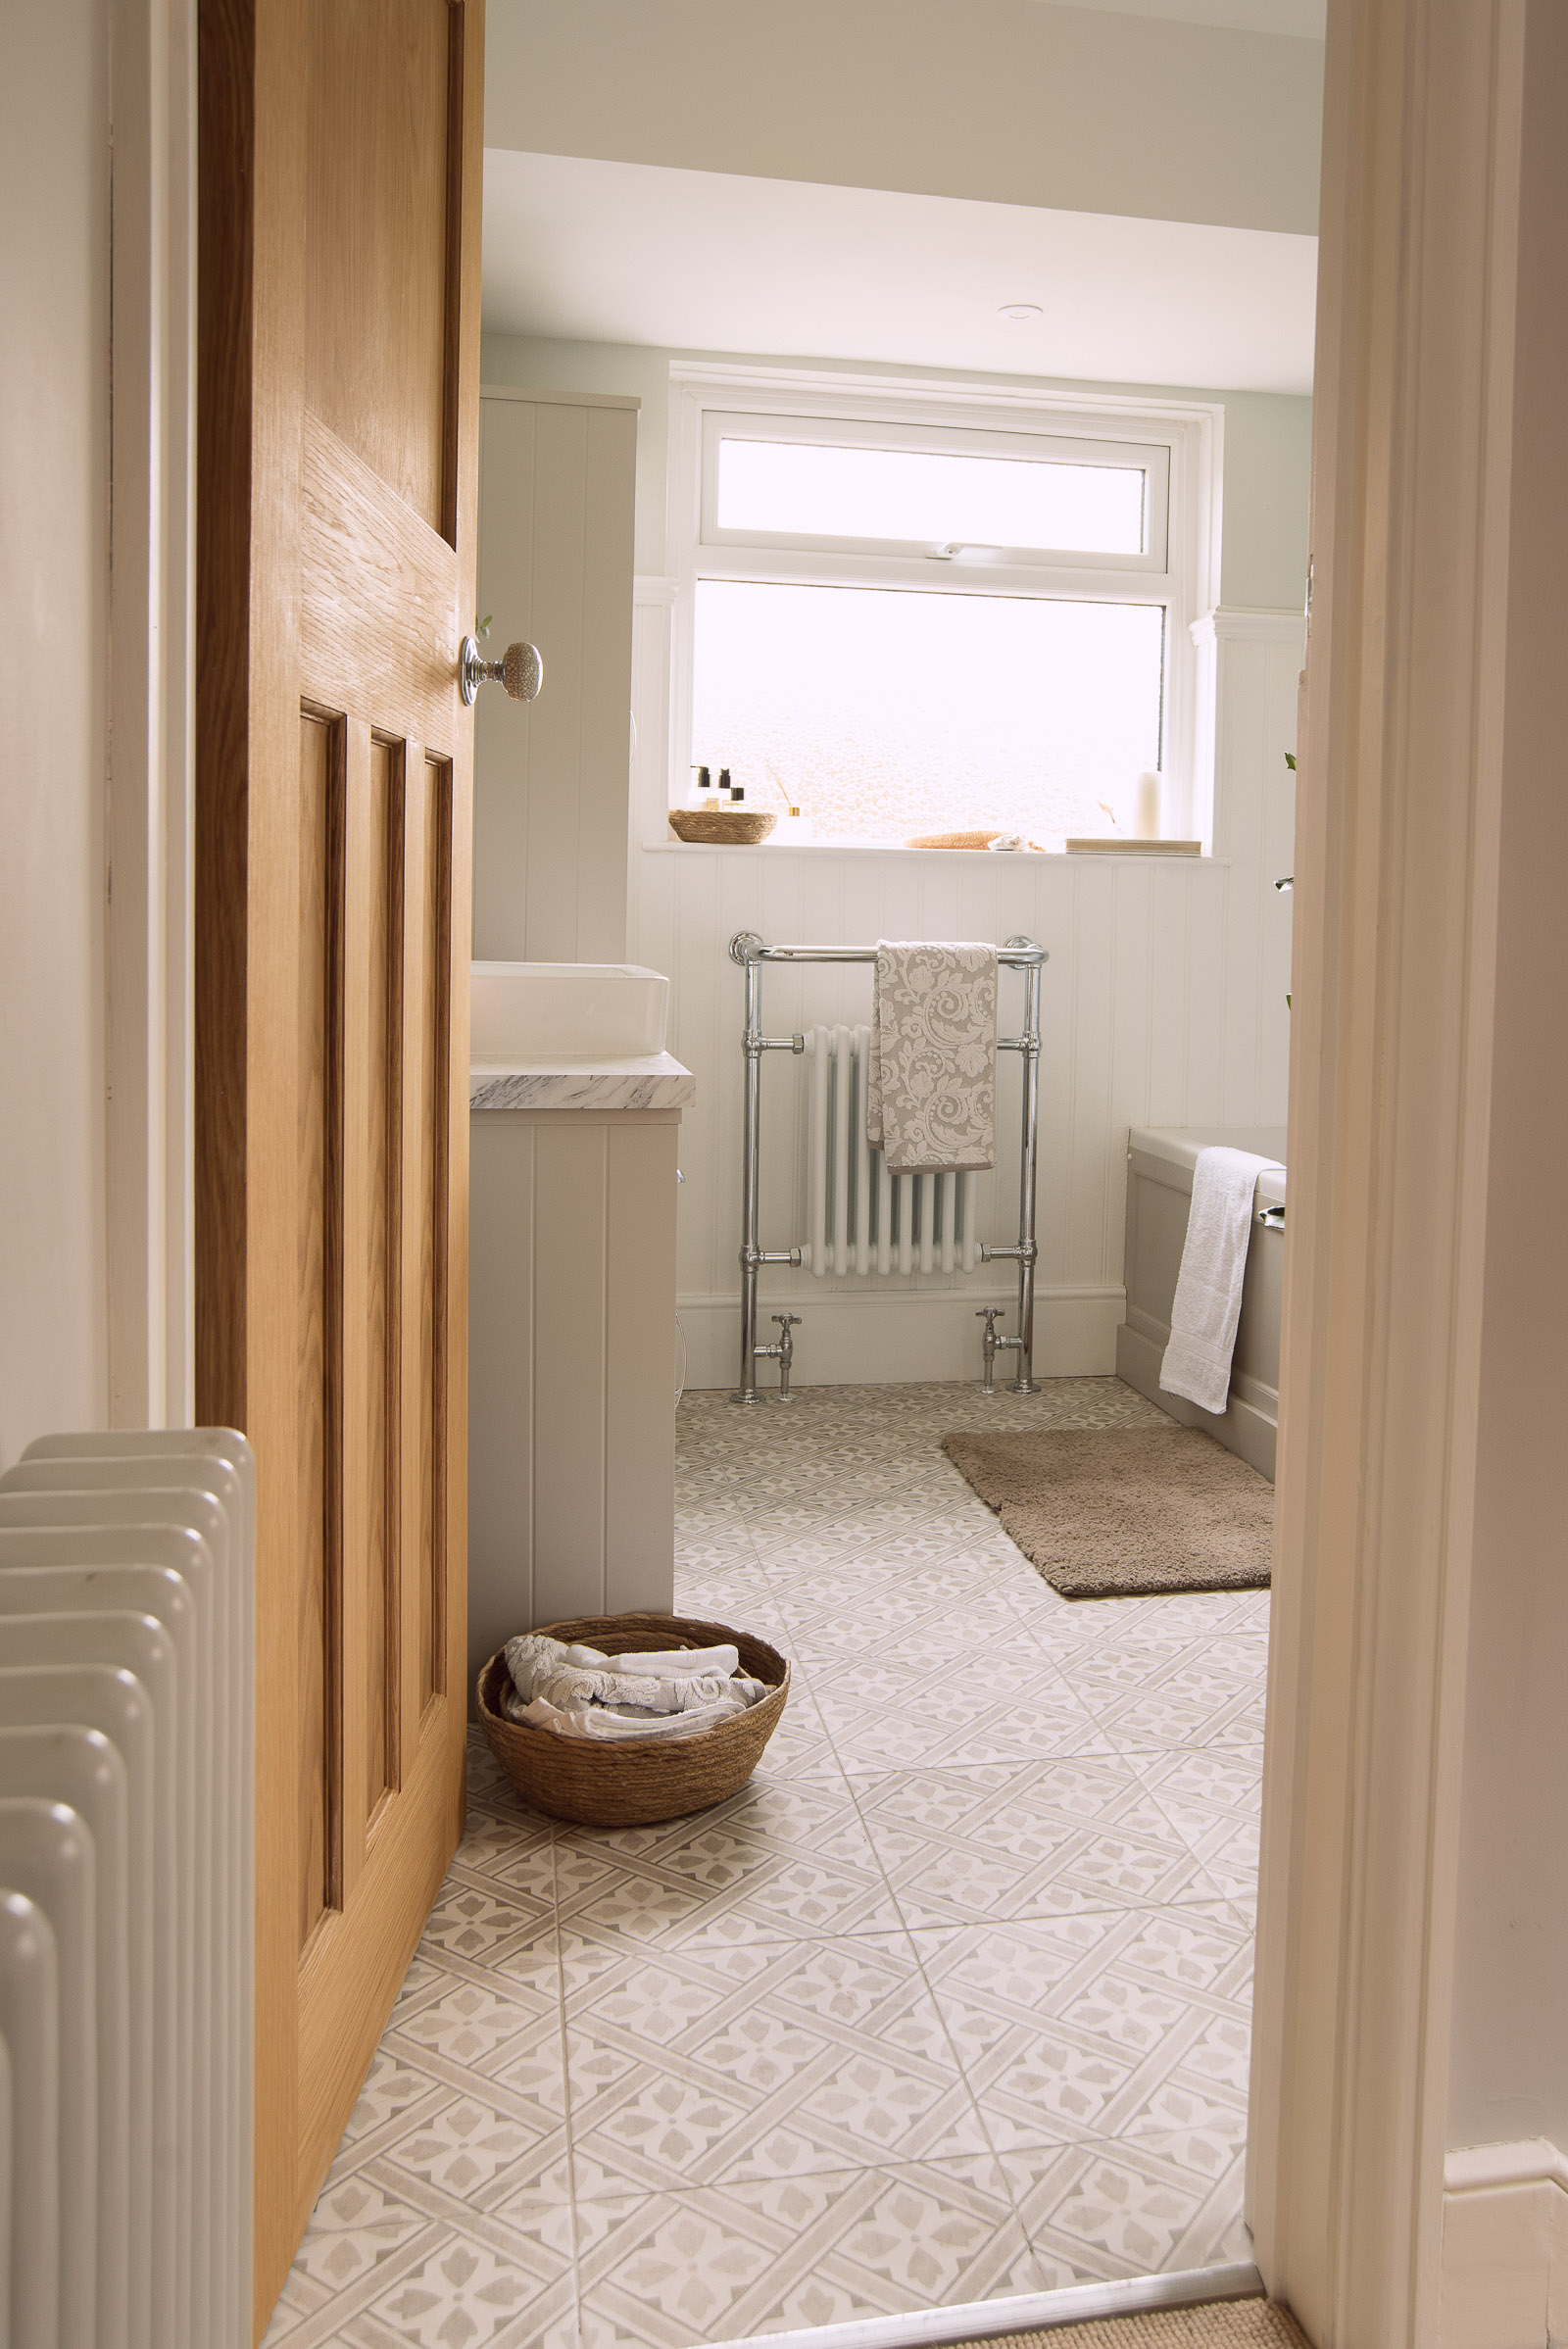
949;2301;1307;2347
940;1423;1274;1599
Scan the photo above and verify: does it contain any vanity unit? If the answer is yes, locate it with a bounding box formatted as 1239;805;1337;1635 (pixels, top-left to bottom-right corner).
466;962;694;1690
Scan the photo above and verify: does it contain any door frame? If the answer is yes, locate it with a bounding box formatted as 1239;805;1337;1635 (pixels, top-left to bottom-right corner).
1247;1;1532;2341
111;0;1533;2337
105;0;199;1433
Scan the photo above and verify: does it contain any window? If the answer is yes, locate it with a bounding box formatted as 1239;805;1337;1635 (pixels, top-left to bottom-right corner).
667;370;1218;850
694;582;1165;847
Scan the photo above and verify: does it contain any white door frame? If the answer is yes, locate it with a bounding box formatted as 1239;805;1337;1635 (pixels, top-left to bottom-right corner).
1248;0;1530;2339
105;0;197;1431
117;2;1539;2337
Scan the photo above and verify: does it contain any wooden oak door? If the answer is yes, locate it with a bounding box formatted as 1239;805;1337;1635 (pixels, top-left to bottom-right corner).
196;0;482;2328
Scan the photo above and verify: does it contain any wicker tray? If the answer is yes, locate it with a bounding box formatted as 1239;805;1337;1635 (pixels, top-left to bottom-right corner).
476;1611;790;1827
668;808;777;845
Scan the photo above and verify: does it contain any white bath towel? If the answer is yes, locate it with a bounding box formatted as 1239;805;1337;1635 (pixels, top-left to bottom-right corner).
866;942;998;1172
501;1632;767;1738
1159;1146;1284;1415
511;1690;757;1741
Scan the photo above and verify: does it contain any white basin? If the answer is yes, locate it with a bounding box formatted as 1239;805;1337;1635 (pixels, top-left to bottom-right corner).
470;960;669;1063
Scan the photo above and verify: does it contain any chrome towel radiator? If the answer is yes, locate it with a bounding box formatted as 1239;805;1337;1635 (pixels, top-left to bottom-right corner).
727;932;1050;1403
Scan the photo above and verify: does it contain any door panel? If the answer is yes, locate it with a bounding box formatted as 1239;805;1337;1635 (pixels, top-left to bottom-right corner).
306;0;455;533
300;416;461;744
197;0;482;2331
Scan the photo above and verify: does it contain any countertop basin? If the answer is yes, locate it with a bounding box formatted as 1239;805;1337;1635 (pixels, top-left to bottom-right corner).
471;960;669;1064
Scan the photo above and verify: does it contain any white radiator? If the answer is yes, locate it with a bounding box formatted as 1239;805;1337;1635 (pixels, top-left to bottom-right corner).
801;1024;979;1278
0;1431;255;2349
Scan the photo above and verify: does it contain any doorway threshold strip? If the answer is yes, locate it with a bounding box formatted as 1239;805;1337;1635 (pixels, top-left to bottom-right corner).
701;2262;1265;2349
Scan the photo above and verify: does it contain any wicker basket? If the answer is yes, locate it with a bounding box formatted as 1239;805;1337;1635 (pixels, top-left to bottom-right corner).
475;1612;790;1828
668;808;777;845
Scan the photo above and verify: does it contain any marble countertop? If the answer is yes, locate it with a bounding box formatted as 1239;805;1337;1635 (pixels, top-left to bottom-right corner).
469;1052;695;1112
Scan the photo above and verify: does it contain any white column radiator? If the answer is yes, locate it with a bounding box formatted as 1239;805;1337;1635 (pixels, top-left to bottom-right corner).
801;1024;979;1278
0;1430;255;2349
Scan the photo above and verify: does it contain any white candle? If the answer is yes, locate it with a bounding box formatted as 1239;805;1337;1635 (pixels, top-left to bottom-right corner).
1135;770;1162;840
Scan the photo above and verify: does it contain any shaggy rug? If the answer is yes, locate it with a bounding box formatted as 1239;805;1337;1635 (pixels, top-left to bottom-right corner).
940;1423;1274;1599
949;2301;1306;2347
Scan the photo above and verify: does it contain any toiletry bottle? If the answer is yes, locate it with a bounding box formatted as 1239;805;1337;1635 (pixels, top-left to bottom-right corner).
688;763;712;809
719;766;743;804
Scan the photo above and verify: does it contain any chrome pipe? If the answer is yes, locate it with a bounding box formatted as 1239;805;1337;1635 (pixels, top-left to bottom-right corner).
1011;946;1043;1393
732;952;768;1403
742;943;1047;967
727;931;1050;1403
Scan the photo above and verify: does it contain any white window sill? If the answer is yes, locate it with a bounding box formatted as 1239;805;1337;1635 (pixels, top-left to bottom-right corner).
640;837;1221;862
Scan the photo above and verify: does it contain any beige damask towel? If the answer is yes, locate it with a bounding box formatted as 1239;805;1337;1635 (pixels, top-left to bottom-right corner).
866;941;998;1171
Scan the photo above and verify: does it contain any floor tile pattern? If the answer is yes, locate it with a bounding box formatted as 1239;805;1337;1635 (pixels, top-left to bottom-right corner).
264;1378;1267;2348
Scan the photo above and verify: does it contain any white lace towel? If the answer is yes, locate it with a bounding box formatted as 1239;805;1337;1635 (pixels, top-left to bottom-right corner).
866;942;998;1171
1159;1147;1284;1414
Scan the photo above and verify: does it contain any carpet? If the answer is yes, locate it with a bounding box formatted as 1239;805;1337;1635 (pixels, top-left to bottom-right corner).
949;2303;1306;2346
940;1424;1274;1599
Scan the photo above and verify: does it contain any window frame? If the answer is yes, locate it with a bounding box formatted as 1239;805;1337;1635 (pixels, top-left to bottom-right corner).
661;365;1223;852
701;410;1171;571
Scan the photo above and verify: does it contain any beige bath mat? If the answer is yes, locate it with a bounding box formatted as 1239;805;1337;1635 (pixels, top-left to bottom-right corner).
950;2299;1305;2347
940;1424;1273;1599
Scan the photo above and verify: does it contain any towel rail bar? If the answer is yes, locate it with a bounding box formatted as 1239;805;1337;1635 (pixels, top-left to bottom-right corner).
726;931;1049;1403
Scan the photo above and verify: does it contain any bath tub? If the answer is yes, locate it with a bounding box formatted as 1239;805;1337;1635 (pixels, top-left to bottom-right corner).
1116;1124;1287;1481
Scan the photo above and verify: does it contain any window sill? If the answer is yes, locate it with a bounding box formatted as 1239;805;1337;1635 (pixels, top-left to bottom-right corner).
640;837;1223;862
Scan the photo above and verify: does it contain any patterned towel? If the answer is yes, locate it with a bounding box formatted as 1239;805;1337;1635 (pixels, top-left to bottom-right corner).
866;942;998;1171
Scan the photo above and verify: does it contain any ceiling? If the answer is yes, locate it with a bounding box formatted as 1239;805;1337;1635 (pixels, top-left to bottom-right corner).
482;152;1318;396
1042;0;1325;30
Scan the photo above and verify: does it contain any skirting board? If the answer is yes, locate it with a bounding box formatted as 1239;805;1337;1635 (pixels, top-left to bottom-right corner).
680;1284;1124;1393
1115;1318;1278;1482
1441;2142;1568;2349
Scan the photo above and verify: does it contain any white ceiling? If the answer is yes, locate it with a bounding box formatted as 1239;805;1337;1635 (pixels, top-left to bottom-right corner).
482;152;1317;396
1043;0;1324;29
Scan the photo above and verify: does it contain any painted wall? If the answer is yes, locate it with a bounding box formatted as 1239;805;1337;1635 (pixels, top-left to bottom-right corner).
486;0;1323;236
475;390;638;962
474;333;1305;1387
0;0;110;1464
480;333;1314;609
1447;0;1568;2162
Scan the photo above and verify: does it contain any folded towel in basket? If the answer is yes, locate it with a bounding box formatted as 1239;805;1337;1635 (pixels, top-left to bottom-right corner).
510;1690;757;1741
866;942;998;1172
501;1632;768;1740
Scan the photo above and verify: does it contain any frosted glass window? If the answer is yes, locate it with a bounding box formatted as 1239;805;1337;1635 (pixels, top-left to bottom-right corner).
692;580;1164;846
716;436;1148;555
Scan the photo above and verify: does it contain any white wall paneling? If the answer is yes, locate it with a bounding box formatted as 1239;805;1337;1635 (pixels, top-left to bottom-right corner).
629;603;1302;1391
468;1106;680;1677
474;386;639;964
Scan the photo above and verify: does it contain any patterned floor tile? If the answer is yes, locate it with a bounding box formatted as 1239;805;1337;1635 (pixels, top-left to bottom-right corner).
270;1377;1268;2344
563;1933;991;2192
574;2157;1041;2345
1003;2124;1251;2281
851;1760;1228;1925
910;1907;1251;2154
550;1801;906;1949
363;2225;579;2347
